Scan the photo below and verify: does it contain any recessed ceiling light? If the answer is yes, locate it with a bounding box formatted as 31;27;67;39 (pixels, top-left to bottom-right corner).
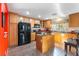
20;17;23;20
19;17;23;22
38;15;41;18
45;18;49;19
56;17;62;22
26;11;30;15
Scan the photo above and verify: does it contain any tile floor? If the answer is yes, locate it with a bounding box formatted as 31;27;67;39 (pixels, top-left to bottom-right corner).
8;41;78;56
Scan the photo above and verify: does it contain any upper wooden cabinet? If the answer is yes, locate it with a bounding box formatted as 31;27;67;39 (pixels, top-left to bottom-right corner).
30;19;35;28
69;13;79;27
30;19;41;28
40;20;52;29
34;20;40;24
9;13;19;23
24;17;30;23
43;20;52;29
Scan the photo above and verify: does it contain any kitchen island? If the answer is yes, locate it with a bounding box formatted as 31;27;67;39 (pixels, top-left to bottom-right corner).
36;34;54;53
54;32;77;44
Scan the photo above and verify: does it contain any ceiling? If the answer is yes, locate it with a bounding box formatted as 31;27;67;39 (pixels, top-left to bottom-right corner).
7;3;79;19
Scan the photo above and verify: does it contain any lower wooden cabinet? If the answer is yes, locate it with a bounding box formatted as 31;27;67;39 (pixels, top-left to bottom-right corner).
31;32;36;41
36;34;54;53
54;32;77;48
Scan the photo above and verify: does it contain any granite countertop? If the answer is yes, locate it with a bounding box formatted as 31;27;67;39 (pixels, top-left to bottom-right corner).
37;33;52;37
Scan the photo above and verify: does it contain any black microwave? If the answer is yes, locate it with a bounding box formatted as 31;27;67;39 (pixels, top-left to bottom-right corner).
34;24;40;28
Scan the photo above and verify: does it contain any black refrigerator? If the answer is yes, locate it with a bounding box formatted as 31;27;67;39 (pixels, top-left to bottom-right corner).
18;22;31;46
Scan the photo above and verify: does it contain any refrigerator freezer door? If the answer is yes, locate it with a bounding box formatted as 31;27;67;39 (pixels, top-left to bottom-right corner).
18;33;25;46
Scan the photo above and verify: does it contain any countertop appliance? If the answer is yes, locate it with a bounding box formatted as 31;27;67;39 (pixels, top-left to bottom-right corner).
34;24;40;28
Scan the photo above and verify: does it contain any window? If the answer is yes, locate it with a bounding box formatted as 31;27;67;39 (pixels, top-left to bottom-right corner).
52;22;68;32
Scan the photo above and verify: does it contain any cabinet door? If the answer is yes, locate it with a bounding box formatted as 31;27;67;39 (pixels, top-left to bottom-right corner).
30;19;35;28
9;23;18;47
24;18;30;23
10;13;19;23
42;36;49;53
54;32;62;44
31;32;36;41
69;13;79;27
43;20;52;28
47;20;52;28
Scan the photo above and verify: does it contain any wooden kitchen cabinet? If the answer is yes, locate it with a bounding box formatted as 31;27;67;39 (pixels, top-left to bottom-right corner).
9;12;19;23
54;32;62;44
42;20;52;29
31;32;36;41
9;23;18;47
42;35;54;53
36;34;54;53
69;13;79;27
54;32;77;48
9;12;19;47
30;19;35;28
30;19;40;28
40;20;44;28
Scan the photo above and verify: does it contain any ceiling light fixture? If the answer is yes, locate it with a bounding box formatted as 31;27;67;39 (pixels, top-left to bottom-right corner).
45;18;49;19
20;17;23;20
56;17;62;22
38;15;41;18
26;11;30;15
19;17;23;22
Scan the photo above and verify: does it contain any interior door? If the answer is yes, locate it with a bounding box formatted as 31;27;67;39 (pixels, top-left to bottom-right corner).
0;3;9;56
